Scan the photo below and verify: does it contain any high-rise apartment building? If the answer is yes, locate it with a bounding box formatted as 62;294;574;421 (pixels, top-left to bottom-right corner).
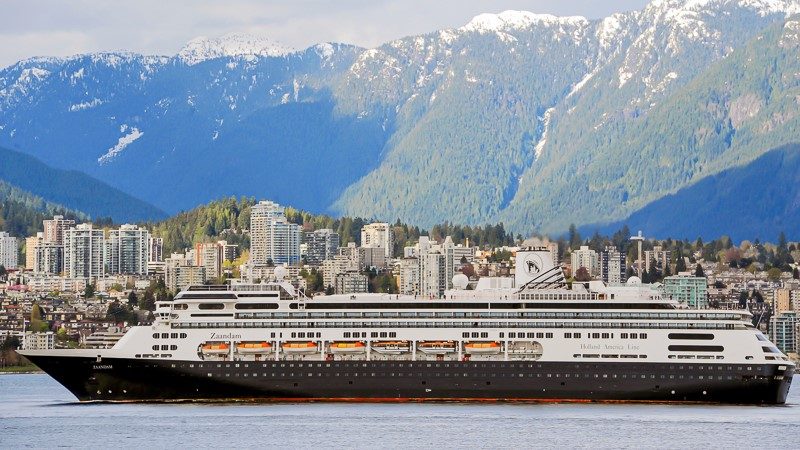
43;215;75;244
195;242;223;279
106;224;149;275
600;246;626;284
663;275;708;308
249;200;301;266
361;223;394;259
0;231;18;269
63;223;104;279
25;234;43;270
303;229;339;265
644;245;671;274
571;245;599;278
148;237;164;263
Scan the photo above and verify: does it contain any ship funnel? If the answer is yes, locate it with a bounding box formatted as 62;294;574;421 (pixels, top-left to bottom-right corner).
515;246;566;290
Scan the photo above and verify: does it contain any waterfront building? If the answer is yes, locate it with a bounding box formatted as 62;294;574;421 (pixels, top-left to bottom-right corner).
218;240;238;262
249;200;301;266
35;241;64;275
43;215;75;244
397;257;420;295
303;229;339;265
361;222;394;259
663;275;708;308
600;246;626;284
195;242;223;280
773;288;791;315
570;245;599;278
63;224;104;279
23;331;55;350
644;245;671;274
165;259;207;293
0;231;18;269
148;237;164;263
25;234;42;270
769;312;797;354
106;224;149;275
420;251;447;298
334;271;369;294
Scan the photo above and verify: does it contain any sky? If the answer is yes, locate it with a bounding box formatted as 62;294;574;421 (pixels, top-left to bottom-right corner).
0;0;650;68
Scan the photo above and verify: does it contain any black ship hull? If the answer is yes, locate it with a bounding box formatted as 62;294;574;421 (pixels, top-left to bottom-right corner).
25;354;793;404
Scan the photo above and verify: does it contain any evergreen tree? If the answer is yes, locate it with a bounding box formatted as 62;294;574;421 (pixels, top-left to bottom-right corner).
675;255;687;273
694;264;705;278
84;283;95;299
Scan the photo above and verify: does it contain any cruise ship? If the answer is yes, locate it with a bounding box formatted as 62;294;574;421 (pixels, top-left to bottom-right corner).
20;247;794;404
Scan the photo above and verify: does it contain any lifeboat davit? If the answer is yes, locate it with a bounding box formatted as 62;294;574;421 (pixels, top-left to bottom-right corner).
329;341;367;354
236;341;272;354
282;341;318;354
417;341;456;355
464;341;502;354
371;341;410;355
201;342;230;355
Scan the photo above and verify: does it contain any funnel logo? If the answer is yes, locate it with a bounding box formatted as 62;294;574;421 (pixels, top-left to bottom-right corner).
522;253;543;275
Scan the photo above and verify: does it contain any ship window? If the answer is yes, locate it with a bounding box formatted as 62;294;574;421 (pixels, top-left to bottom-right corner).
546;333;553;338
161;345;169;351
170;345;177;350
536;333;544;339
499;332;504;338
602;333;610;339
152;333;158;339
380;332;387;338
630;333;638;339
565;333;572;338
298;332;306;338
198;303;225;310
472;332;479;338
480;332;488;338
171;333;178;338
621;333;628;339
373;332;380;338
161;333;169;338
152;345;158;350
527;333;534;338
574;333;581;338
641;333;648;339
389;332;396;338
462;332;469;338
343;332;351;338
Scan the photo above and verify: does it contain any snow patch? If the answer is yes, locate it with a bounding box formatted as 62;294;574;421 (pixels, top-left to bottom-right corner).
69;98;103;111
178;33;293;65
534;107;556;160
461;10;587;33
98;127;143;164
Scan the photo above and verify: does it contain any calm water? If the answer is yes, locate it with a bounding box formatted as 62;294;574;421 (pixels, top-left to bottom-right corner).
0;374;797;449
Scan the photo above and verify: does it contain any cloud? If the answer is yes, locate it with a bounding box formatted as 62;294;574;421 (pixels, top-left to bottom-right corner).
0;0;650;68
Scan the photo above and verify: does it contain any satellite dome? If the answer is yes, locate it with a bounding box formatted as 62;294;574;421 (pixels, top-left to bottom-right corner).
274;266;288;280
626;276;641;286
452;273;469;290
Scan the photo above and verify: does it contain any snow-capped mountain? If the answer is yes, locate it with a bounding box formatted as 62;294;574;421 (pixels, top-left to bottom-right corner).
1;0;800;238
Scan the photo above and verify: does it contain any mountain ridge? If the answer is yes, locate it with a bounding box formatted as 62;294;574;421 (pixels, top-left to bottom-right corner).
1;0;799;238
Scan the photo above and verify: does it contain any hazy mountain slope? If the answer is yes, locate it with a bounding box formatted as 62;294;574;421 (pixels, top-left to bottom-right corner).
583;143;800;241
0;146;165;222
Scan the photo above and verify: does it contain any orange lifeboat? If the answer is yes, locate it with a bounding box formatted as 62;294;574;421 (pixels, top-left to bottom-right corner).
329;341;367;354
235;341;272;354
464;341;502;355
371;341;410;355
282;341;318;354
201;342;230;355
417;341;456;355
